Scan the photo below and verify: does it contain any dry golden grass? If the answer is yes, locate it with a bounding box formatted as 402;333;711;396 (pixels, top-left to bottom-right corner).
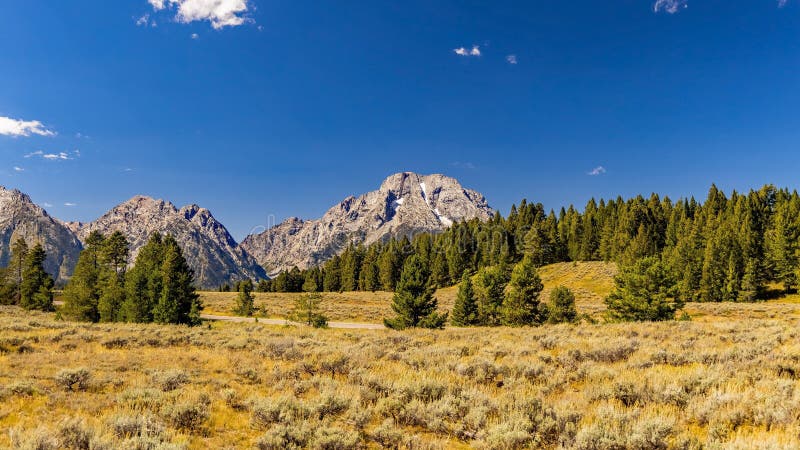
4;261;800;449
2;298;800;449
201;261;619;323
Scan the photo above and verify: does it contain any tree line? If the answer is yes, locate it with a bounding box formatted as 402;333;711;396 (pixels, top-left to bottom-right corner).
263;185;800;304
61;231;202;326
0;239;55;311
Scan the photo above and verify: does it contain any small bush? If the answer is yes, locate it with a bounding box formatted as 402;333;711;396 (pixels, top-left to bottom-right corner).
108;414;165;439
55;368;91;391
57;418;94;450
154;369;190;392
160;394;210;432
255;423;312;450
312;426;360;450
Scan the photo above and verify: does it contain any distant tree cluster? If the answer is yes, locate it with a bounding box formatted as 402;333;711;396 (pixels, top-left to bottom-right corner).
62;232;202;326
0;238;54;311
264;185;800;306
449;257;577;328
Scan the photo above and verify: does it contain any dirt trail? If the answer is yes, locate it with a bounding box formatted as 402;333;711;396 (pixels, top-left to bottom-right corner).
200;314;385;329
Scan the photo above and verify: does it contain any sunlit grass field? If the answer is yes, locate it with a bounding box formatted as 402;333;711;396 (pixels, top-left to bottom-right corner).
200;261;619;323
2;261;800;449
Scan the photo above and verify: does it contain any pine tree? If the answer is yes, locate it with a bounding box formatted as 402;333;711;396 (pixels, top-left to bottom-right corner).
122;234;165;323
62;232;106;322
234;279;255;316
20;244;54;311
501;256;544;326
378;246;400;291
546;286;577;324
450;271;479;326
153;236;201;326
4;238;28;305
384;255;447;329
293;278;327;327
474;265;510;326
605;257;683;322
323;256;342;292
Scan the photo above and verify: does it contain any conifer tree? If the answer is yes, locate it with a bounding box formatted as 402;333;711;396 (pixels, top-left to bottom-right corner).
377;246;399;290
293;277;327;327
474;264;510;326
153;236;201;326
5;238;28;305
605;257;683;322
233;279;255;316
501;256;544;326
384;255;447;329
450;271;479;326
546;286;577;324
122;233;165;323
20;243;54;311
323;256;342;292
62;232;106;322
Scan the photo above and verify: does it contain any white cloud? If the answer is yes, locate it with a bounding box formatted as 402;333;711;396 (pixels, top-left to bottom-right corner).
64;202;77;207
451;161;476;170
454;45;481;57
25;150;79;161
779;0;790;7
43;202;53;208
506;54;518;65
191;33;199;39
13;167;24;172
653;0;688;13
0;116;55;137
588;166;607;176
148;0;251;29
136;14;150;26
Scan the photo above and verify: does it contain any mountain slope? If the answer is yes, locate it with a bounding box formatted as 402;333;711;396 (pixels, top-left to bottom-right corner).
70;196;266;288
0;187;82;282
241;172;494;276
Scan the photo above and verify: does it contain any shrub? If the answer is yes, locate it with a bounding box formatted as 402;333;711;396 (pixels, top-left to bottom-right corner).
9;427;60;450
154;369;190;392
57;418;94;450
312;426;361;450
251;396;311;428
255;424;312;450
118;388;164;411
160;394;210;432
108;414;165;439
55;368;91;391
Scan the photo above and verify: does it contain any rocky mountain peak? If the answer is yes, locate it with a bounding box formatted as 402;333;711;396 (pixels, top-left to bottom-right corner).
73;196;265;288
241;172;493;276
0;186;81;282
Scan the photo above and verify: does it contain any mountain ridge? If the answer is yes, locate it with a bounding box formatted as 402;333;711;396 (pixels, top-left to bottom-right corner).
241;172;494;276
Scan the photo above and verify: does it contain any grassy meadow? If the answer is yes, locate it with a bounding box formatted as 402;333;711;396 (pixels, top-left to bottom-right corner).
2;262;800;449
200;261;619;323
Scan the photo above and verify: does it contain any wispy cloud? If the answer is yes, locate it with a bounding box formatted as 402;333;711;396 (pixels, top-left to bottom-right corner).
191;33;199;39
506;54;518;65
13;167;24;172
653;0;688;13
779;0;790;7
588;166;607;176
24;150;79;161
64;202;77;207
0;116;55;137
454;46;481;57
43;202;53;208
451;161;476;170
146;0;251;29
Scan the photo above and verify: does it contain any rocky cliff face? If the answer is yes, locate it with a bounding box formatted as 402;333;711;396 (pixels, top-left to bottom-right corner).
0;187;82;282
241;172;494;276
71;196;266;288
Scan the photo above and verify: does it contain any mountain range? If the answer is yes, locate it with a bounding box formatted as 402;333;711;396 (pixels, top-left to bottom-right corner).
0;172;493;288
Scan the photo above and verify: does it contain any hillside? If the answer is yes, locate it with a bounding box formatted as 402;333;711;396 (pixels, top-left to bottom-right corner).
200;261;619;322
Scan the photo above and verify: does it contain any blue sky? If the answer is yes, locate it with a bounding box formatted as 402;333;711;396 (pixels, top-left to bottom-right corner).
1;0;799;240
